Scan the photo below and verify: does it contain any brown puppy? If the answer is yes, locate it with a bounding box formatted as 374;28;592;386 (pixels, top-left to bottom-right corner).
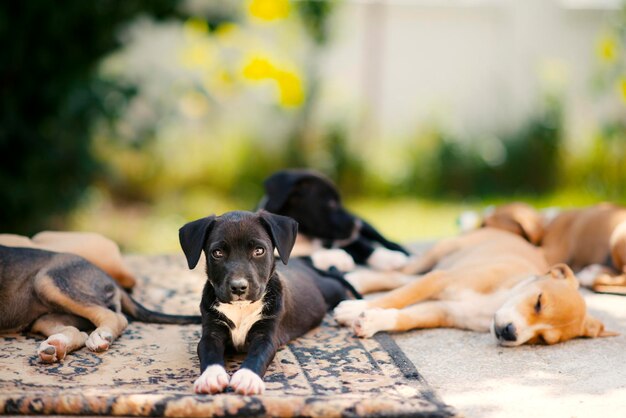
334;228;616;345
483;202;626;293
0;231;136;289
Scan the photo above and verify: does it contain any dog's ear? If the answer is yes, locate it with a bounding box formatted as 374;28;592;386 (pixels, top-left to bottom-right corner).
581;315;619;338
179;215;217;269
258;210;298;265
262;171;304;213
548;263;579;288
483;203;544;245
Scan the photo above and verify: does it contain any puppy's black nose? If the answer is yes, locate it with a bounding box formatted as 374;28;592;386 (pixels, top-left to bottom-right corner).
497;323;517;342
230;279;248;296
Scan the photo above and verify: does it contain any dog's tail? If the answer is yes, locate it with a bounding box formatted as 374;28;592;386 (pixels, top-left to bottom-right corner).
120;291;202;325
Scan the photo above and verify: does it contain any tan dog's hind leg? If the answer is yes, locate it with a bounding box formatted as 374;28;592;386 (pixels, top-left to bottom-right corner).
32;314;89;363
34;274;129;353
593;222;626;294
345;269;414;294
352;302;451;338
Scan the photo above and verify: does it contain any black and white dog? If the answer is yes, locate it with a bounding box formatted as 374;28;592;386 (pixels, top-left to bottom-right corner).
179;210;349;395
259;169;411;272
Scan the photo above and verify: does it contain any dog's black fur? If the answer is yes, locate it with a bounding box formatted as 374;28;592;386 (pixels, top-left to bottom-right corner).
179;210;348;394
259;169;409;264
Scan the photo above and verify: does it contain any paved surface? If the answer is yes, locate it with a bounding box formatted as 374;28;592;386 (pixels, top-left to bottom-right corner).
391;289;626;417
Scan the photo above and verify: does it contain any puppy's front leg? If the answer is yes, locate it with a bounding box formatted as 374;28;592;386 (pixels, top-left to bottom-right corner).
195;327;229;394
230;324;278;395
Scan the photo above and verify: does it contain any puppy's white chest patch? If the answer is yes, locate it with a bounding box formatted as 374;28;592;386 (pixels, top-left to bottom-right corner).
215;300;264;351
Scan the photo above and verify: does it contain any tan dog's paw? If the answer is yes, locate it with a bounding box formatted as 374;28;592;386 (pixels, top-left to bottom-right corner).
311;249;356;272
334;299;369;326
367;248;409;271
230;368;265;395
38;334;70;363
353;308;398;338
194;365;230;394
85;329;113;352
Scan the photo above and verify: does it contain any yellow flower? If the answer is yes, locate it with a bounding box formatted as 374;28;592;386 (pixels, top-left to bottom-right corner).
620;77;626;104
597;34;618;63
184;17;208;38
242;55;305;107
275;70;304;107
248;0;290;22
215;22;238;38
242;56;277;80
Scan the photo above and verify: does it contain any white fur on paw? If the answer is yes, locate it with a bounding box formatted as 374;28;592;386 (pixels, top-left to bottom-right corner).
458;210;482;232
229;368;265;395
367;248;409;271
194;365;230;394
38;334;70;363
353;308;398;338
334;299;370;326
311;249;356;272
577;264;606;288
85;329;113;352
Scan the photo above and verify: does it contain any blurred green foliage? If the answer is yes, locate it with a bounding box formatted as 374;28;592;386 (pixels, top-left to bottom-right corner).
0;1;187;234
403;95;563;198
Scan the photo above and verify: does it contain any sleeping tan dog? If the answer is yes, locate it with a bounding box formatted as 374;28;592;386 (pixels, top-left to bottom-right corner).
0;231;136;289
334;228;617;345
482;202;626;293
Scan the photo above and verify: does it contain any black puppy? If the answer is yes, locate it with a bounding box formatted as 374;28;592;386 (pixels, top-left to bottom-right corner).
259;169;410;271
179;210;348;395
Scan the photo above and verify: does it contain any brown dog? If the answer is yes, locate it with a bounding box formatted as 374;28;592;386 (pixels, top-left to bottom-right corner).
334;228;617;345
482;202;626;293
0;231;136;289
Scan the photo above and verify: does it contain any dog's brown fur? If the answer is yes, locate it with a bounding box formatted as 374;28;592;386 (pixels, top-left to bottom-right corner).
0;231;136;289
334;228;616;345
483;202;626;292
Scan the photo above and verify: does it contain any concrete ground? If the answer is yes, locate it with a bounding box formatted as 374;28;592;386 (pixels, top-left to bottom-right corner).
391;290;626;417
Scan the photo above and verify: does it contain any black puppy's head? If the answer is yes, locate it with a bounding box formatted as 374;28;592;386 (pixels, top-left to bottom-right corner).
260;169;358;242
179;210;298;303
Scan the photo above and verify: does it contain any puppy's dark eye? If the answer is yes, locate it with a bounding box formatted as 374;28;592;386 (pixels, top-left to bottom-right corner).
534;293;542;314
253;247;265;257
212;249;224;259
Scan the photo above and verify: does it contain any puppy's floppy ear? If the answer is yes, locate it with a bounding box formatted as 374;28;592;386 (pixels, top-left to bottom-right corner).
484;204;544;245
179;215;216;269
548;263;579;288
262;171;303;213
258;210;298;265
581;315;619;338
513;210;544;245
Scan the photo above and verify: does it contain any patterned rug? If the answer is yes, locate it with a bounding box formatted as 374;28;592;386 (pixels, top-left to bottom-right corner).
0;255;455;417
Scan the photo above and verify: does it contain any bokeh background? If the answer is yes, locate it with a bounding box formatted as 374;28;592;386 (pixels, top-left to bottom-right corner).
1;0;625;253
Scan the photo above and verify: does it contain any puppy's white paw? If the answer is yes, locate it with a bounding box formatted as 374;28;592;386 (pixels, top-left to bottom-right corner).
194;365;230;394
85;329;113;352
353;308;398;338
229;368;265;395
334;299;370;326
367;248;409;271
311;249;356;272
38;334;69;363
457;210;482;232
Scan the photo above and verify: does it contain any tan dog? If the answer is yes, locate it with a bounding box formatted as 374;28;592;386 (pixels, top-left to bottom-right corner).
334;228;617;345
0;231;136;289
483;202;626;293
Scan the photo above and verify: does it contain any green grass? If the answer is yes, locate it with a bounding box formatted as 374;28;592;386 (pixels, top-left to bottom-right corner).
68;187;616;254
